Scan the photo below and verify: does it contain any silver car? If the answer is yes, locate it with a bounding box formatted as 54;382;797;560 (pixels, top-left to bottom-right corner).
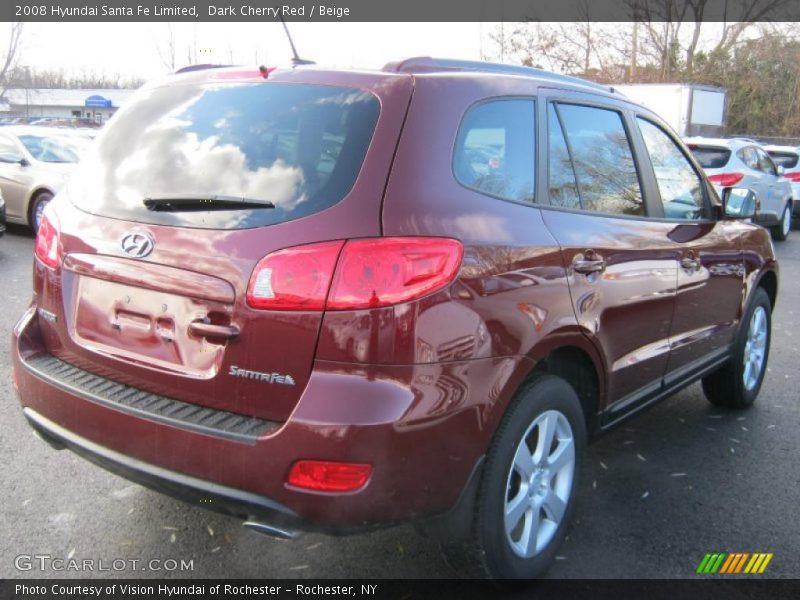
764;144;800;223
685;137;793;241
0;126;89;231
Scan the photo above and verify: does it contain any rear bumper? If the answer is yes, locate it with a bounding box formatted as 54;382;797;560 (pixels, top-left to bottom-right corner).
13;306;519;530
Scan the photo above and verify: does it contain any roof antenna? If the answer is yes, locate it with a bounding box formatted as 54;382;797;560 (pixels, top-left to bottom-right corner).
279;15;315;67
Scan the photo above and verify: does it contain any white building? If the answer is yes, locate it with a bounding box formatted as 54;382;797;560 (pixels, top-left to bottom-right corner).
0;88;136;123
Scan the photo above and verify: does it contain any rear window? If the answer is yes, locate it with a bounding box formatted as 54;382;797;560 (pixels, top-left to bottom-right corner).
767;150;799;169
688;145;731;169
68;83;380;229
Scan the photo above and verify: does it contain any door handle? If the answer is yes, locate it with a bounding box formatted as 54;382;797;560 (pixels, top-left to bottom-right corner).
189;321;239;340
573;254;606;274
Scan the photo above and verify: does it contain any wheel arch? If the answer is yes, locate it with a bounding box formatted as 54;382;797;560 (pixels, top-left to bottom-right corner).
26;187;54;226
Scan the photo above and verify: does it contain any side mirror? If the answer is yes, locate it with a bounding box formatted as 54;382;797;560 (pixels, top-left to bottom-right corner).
0;152;25;165
722;187;757;219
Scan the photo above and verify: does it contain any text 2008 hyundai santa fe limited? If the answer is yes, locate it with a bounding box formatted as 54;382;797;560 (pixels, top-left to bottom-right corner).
12;58;778;579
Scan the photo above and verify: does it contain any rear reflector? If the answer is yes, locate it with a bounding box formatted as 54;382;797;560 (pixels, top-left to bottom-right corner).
33;206;61;270
707;172;744;187
247;237;463;311
287;460;372;492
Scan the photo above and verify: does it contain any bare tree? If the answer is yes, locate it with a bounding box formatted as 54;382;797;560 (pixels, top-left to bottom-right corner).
0;23;23;98
156;23;177;72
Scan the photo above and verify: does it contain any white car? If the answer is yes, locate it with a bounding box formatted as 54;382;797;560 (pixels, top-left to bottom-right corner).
764;144;800;225
685;137;793;241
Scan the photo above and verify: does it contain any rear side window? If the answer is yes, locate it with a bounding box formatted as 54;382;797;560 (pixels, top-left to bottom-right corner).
553;103;644;217
736;146;759;170
768;151;799;169
453;99;535;203
690;146;731;169
756;148;777;176
637;118;705;220
68;83;380;229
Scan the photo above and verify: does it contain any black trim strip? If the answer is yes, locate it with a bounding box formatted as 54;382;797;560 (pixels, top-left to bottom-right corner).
22;353;280;444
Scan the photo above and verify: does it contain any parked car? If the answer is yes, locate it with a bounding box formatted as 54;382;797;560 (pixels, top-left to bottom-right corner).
13;58;778;580
764;144;800;224
0;189;5;238
0;126;88;231
685;137;793;240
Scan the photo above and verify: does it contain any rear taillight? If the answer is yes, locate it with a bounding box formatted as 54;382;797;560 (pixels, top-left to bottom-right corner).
247;237;463;311
246;240;344;310
287;460;372;492
782;171;800;182
707;172;744;187
33;206;61;269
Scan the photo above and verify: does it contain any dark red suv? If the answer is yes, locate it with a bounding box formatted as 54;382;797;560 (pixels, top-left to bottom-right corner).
13;58;778;579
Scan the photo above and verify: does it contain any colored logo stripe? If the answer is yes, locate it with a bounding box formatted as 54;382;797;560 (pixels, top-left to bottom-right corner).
698;552;773;574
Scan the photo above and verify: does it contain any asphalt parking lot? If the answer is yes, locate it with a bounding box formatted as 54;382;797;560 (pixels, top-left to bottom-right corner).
1;224;798;579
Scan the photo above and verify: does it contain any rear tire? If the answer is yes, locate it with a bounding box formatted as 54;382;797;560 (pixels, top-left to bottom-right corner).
702;287;771;409
771;203;791;241
29;191;53;233
440;374;586;579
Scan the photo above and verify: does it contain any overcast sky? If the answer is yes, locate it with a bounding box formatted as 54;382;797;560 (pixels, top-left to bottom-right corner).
15;22;490;82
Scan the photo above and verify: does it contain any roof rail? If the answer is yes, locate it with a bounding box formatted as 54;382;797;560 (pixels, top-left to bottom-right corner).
382;57;611;93
174;64;234;74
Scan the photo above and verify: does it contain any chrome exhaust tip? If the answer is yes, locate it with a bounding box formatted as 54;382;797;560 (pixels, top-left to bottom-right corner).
242;520;298;540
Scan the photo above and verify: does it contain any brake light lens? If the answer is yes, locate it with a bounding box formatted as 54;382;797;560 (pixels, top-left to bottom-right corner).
247;237;463;311
287;460;372;493
782;171;800;182
707;172;744;187
33;206;61;269
246;240;344;310
328;237;463;309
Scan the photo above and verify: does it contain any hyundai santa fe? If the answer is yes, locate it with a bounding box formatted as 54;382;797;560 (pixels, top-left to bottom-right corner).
12;58;778;579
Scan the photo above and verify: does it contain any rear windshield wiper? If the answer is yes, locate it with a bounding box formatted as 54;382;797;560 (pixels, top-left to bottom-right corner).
143;195;275;212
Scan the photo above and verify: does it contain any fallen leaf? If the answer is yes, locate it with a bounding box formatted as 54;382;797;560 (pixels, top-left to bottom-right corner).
211;547;221;553
170;533;176;544
206;525;214;537
641;491;650;499
600;461;608;470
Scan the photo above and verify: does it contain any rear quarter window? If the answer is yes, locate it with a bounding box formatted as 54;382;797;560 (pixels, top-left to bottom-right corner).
453;99;535;203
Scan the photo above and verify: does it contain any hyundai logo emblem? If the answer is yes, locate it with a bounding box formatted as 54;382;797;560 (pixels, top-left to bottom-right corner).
120;231;155;258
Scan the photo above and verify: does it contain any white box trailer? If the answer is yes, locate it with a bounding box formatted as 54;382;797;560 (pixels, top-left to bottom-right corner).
614;83;726;137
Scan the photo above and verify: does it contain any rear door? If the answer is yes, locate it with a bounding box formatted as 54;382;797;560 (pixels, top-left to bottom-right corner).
632;115;745;384
539;92;679;417
43;71;413;423
755;146;784;219
0;134;33;221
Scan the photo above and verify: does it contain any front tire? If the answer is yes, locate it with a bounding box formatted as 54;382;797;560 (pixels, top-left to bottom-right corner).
702;287;771;409
771;203;792;241
440;374;586;579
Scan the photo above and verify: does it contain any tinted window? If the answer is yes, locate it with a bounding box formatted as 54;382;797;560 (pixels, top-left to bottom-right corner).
638;119;705;220
768;151;799;169
555;103;644;216
736;146;759;170
547;104;580;209
756;148;777;175
454;99;535;203
68;83;380;229
689;146;731;169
